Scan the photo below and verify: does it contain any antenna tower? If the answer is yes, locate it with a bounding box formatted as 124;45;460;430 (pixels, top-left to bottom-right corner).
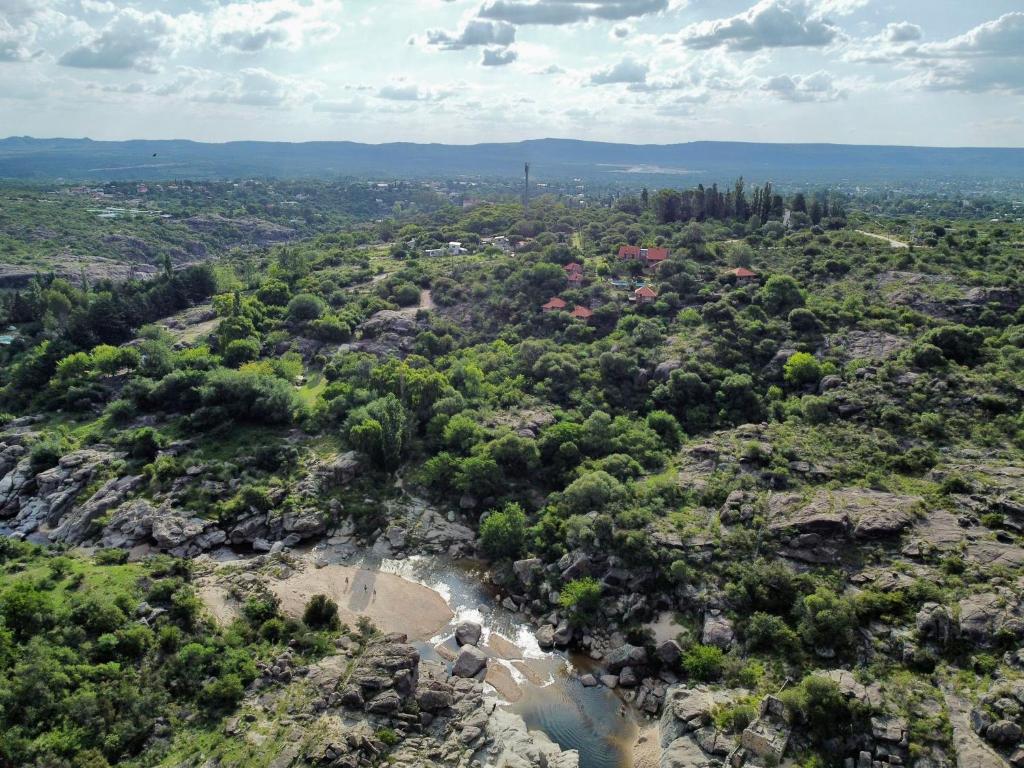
523;162;530;213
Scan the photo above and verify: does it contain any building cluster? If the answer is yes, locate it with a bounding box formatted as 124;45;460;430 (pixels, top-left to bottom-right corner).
537;244;761;317
618;245;669;269
424;242;467;258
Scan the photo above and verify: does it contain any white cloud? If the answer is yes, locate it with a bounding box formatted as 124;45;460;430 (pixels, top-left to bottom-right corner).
58;8;196;72
209;0;344;53
377;80;450;101
881;22;922;44
424;19;516;49
679;0;840;51
915;11;1023;58
761;70;844;101
478;0;668;26
482;47;518;65
850;13;1024;94
591;57;649;84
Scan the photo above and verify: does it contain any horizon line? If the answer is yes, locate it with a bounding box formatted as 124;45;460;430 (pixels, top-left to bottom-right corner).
4;135;1024;152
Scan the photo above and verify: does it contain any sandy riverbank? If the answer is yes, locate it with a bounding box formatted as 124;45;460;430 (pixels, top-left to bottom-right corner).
632;723;662;768
199;561;454;641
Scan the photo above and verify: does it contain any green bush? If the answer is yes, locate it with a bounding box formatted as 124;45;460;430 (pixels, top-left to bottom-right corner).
559;577;602;623
682;644;724;681
783;352;822;387
479;503;528;560
303;594;341;630
287;293;326;321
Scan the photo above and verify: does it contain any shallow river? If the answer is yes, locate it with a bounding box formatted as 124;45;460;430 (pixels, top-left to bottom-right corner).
312;544;639;768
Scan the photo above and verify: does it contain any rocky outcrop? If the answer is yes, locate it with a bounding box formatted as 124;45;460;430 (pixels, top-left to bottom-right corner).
769;488;922;563
484;708;580;768
660;685;750;766
959;591;1024;646
0;446;127;539
101;500;227;557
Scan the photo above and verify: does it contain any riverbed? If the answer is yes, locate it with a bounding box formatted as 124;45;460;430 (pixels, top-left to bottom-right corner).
307;543;642;768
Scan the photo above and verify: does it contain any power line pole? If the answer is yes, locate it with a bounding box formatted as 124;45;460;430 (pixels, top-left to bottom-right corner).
523;162;530;214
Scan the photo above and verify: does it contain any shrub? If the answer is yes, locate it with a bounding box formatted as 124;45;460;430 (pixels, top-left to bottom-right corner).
200;673;245;709
223;338;261;367
682;644;724;681
797;587;856;650
920;324;985;366
287;293;326;321
780;675;867;740
122;427;165;462
745;612;799;653
559;577;602;623
29;432;75;472
479;503;528;561
783;352;822;387
303;594;341;630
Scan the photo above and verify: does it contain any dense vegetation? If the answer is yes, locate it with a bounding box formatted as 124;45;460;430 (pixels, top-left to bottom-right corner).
3;176;1024;766
0;539;352;768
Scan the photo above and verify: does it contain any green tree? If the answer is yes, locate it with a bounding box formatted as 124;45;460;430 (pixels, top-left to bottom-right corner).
783;352;823;387
479;503;528;560
303;594;341;630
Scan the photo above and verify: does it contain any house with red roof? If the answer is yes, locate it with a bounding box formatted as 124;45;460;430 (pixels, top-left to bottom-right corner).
618;245;669;268
541;297;567;313
564;262;584;284
727;267;758;285
634;286;658;305
569;305;594;321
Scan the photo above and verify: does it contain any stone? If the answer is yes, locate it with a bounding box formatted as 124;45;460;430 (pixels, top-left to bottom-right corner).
605;643;647;673
986;719;1023;745
512;557;543;586
701;612;734;650
451;646;487;678
553;619;573;647
558;550;591;580
960;591;1024;646
455;621;482;647
366;690;402;714
656;640;682;668
661;737;709;768
693;725;730;756
916;602;956;647
600;675;618;689
535;625;555;648
579;674;597;687
618;666;638;688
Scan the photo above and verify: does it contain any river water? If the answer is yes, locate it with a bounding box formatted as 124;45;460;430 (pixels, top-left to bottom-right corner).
312;544;639;768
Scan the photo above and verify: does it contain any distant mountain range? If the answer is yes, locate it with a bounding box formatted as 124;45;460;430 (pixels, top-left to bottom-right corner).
1;136;1023;186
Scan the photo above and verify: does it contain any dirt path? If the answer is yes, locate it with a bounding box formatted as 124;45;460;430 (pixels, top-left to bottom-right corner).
857;229;909;249
419;289;434;310
940;683;1009;768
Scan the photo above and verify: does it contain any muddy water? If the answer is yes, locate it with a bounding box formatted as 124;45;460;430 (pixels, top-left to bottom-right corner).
311;543;640;768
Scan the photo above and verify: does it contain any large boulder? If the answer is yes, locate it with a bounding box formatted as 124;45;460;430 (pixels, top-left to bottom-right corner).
455;621;482;647
916;602;957;647
605;643;647;673
987;720;1023;745
959;591;1024;646
769;488;920;540
451;646;488;678
701;611;734;650
512;557;543;586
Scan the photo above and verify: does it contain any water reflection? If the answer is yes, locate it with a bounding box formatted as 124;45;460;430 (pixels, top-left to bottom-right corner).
313;545;637;768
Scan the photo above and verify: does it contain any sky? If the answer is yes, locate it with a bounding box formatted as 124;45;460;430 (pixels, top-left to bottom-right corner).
0;0;1022;147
